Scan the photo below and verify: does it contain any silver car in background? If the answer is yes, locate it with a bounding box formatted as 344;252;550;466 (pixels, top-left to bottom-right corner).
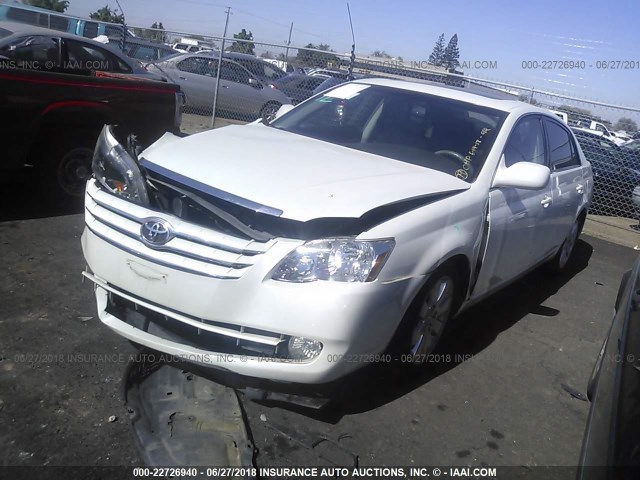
149;53;291;121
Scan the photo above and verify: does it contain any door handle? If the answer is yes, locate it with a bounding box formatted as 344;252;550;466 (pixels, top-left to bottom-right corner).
541;195;552;208
576;184;585;194
222;85;229;88
178;76;187;80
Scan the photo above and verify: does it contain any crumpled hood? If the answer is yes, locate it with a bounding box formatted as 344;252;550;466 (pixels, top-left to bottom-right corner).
141;123;470;222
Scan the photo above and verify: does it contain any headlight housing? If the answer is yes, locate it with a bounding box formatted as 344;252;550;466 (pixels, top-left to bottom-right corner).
92;125;149;206
272;238;395;283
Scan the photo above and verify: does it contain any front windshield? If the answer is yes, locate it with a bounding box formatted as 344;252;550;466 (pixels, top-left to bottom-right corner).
270;83;507;182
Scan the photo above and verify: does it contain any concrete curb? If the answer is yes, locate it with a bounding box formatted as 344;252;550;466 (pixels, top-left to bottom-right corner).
584;215;639;250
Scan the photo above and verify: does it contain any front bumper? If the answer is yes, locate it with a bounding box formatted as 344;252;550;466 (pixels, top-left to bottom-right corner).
81;180;409;384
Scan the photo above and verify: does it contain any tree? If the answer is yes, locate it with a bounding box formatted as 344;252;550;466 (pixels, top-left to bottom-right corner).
89;5;124;24
23;0;69;12
371;50;391;58
518;94;540;106
442;34;460;71
428;33;446;66
295;43;338;68
614;117;638;132
228;29;255;55
136;22;168;43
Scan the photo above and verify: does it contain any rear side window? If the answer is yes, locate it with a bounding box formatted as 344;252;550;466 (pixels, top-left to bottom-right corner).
544;119;580;169
65;39;131;73
220;60;251;84
236;59;285;80
128;44;157;61
177;57;216;76
504;116;546;167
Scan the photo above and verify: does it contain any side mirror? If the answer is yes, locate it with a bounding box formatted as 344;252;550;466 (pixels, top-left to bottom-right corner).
249;78;262;89
492;161;551;190
273;104;294;121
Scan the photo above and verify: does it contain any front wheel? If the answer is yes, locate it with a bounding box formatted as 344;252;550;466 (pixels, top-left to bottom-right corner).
259;102;281;123
391;266;460;361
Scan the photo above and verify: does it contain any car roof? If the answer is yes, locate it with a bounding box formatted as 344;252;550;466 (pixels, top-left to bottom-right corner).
351;77;549;114
107;36;176;50
223;52;265;61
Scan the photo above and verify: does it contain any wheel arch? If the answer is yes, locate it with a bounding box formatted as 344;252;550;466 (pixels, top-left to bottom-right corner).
27;104;113;166
400;252;472;321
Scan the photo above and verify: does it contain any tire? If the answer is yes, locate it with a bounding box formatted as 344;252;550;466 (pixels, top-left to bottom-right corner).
547;217;583;274
259;102;281;122
38;131;97;203
390;265;460;362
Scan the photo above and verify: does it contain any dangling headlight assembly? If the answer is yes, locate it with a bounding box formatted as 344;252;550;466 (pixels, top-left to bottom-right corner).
272;238;395;283
92;125;149;206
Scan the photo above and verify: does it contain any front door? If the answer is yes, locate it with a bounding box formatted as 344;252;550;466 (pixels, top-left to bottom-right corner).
473;115;552;296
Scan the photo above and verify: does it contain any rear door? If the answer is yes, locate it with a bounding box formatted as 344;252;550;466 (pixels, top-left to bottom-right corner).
217;60;264;118
173;56;217;110
0;35;63;169
542;118;585;253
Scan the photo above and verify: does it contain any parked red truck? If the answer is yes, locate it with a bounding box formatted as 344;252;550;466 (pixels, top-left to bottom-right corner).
0;51;183;201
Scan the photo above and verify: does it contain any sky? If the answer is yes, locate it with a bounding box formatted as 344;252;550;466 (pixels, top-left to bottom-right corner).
29;0;640;123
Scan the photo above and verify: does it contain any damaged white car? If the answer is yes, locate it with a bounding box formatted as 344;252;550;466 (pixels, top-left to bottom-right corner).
81;79;592;385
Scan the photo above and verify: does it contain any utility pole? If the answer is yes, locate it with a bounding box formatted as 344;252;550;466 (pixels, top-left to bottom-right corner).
284;22;293;67
211;6;231;129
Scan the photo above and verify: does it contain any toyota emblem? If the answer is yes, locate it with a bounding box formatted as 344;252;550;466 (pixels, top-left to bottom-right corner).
140;218;174;247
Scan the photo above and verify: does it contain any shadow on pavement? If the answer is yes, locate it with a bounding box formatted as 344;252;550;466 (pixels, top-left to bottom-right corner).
0;173;83;222
259;238;594;423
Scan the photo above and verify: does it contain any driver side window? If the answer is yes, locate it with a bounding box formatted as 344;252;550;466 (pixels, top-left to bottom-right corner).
504;116;546;167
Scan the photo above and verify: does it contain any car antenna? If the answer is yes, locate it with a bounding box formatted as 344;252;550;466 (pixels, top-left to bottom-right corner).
346;3;356;81
114;0;127;52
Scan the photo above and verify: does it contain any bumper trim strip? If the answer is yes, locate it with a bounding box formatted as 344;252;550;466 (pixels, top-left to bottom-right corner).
83;271;282;346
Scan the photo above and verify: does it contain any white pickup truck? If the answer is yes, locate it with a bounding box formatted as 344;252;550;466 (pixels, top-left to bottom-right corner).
574;120;626;145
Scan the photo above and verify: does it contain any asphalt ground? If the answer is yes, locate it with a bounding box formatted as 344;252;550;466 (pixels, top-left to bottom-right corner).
1;194;638;471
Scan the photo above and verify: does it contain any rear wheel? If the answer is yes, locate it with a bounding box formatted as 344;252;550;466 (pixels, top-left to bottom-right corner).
37;130;98;203
547;217;583;273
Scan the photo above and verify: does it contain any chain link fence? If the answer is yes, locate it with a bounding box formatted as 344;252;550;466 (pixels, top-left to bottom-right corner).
111;25;640;225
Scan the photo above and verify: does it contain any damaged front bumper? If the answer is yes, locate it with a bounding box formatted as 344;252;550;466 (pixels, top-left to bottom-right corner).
82;180;410;385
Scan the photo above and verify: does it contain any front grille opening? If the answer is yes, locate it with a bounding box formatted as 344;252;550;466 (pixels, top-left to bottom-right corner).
143;169;366;241
106;291;291;359
148;179;255;241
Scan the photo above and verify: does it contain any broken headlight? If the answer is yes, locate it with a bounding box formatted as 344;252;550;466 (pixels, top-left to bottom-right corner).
92;125;149;206
272;238;395;283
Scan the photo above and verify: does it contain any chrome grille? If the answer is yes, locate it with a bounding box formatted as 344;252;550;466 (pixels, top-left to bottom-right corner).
85;180;274;279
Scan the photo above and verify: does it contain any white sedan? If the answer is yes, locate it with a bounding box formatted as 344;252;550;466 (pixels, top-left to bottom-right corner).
82;78;592;386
